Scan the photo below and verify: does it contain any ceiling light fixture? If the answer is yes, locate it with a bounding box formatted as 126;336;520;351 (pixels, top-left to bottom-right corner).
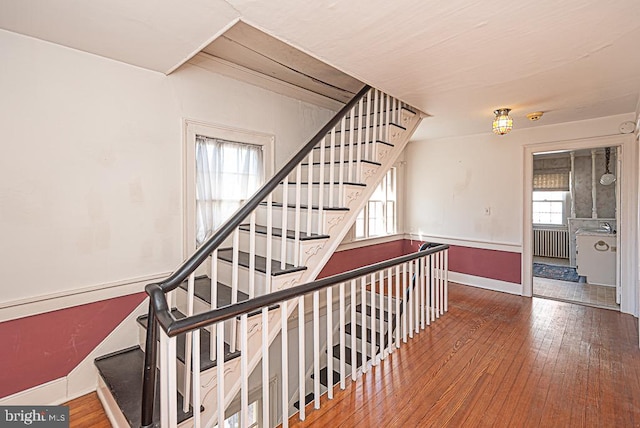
600;147;616;186
492;108;513;135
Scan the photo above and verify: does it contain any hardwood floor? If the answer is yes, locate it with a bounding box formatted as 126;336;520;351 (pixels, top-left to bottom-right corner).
290;283;640;427
64;392;111;428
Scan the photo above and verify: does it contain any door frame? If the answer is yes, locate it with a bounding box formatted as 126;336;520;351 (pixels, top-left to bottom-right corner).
522;134;638;316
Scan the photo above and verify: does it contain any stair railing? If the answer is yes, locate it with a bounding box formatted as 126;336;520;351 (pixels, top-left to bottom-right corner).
140;84;419;427
147;243;449;428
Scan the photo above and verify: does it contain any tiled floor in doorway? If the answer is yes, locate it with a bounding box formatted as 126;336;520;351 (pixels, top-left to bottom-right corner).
533;276;619;310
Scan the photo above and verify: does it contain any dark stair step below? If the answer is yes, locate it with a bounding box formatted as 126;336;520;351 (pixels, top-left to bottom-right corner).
331;122;407;132
95;346;199;428
260;201;349;212
301;159;381;167
137;309;241;372
311;367;341;388
332;344;365;367
285;180;366;188
312;139;394;150
355;304;391;322
293;392;315;410
345;322;374;343
179;277;249;307
238;224;329;241
218;248;307;276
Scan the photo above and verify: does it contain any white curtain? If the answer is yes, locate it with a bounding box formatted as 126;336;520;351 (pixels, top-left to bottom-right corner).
195;136;264;246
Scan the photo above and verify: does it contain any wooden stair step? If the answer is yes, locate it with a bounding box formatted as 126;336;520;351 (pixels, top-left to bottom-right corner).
137;310;241;372
238;224;329;241
179;277;248;307
95;347;199;428
218;248;307;276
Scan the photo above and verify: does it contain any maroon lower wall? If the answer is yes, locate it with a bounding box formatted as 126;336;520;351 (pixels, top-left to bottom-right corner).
321;239;521;284
0;293;146;398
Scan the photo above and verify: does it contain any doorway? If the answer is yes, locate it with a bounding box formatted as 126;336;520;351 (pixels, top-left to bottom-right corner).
522;134;638;316
530;147;619;309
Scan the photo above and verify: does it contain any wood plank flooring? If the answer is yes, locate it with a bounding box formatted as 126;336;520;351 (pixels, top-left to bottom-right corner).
290;283;640;427
64;392;111;428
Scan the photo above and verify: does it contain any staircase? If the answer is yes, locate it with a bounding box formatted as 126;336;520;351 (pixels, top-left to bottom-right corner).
94;86;438;427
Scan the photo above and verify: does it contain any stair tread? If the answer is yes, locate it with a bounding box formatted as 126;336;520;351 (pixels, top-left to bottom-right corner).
312;139;394;149
301;159;381;167
284;181;366;187
311;367;342;388
218;248;307;276
137;309;241;371
293;392;315;410
179;277;249;307
355;304;391;321
95;346;196;428
332;343;365;367
332;122;407;132
259;201;349;211
238;224;329;241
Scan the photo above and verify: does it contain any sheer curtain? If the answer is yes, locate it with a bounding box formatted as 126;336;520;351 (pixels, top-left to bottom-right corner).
195;136;264;246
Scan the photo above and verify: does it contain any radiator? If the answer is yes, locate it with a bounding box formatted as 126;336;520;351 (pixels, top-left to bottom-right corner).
533;228;569;259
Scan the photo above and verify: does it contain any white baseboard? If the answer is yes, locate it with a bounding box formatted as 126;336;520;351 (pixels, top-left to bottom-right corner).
449;272;522;295
0;378;67;406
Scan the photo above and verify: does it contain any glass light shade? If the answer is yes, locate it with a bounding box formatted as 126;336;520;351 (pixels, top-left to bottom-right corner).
492;108;513;135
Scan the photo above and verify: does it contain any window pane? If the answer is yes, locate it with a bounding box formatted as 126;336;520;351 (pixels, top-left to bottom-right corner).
532;201;563;225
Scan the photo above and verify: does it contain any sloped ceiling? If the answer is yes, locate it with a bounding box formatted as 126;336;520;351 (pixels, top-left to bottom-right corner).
1;0;639;139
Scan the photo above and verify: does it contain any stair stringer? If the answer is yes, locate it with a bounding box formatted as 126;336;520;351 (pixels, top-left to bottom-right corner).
189;108;427;426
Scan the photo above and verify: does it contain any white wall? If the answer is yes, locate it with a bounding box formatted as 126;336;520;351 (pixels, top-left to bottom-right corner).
406;113;636;249
0;29;334;307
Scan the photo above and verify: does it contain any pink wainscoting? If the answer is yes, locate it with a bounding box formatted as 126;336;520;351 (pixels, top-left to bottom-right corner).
319;239;521;285
0;293;146;398
446;245;521;284
318;239;408;278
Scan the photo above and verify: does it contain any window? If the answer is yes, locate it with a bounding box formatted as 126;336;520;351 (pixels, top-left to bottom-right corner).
355;168;397;239
184;120;274;257
532;191;566;225
195;136;264;246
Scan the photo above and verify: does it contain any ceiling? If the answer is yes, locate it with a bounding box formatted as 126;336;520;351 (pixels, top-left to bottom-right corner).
1;0;639;139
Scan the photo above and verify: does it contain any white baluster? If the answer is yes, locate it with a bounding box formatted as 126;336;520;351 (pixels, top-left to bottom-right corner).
356;98;364;179
216;322;225;428
241;314;248;428
249;212;256;298
364;90;372;161
159;331;177;428
266;194;273;291
317;137;326;234
387;267;392;352
281;180;288;270
328;128;336;208
294;165;302;265
306;150;313;236
395;265;400;349
298;296;305;421
210;250;218;361
193;328;201;428
414;259;419;334
430;253;436;323
370;273;376;363
371;90;379;158
350;278;357;381
379;270;384;359
444;249;449;313
408;260;414;339
360;276;367;373
402;262;408;343
420;256;425;330
313;290;320;409
281;300;289;428
338;116;346;206
326;285;333;398
261;307;270;426
425;255;431;327
348;106;355;183
230;228;239;352
339;282;345;389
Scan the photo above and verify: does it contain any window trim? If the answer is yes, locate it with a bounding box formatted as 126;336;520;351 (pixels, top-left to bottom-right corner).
183;119;275;259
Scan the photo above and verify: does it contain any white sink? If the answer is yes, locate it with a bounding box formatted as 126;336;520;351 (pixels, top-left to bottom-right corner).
576;227;615;235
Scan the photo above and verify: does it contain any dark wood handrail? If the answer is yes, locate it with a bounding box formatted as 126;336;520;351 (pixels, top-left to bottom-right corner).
146;243;448;337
